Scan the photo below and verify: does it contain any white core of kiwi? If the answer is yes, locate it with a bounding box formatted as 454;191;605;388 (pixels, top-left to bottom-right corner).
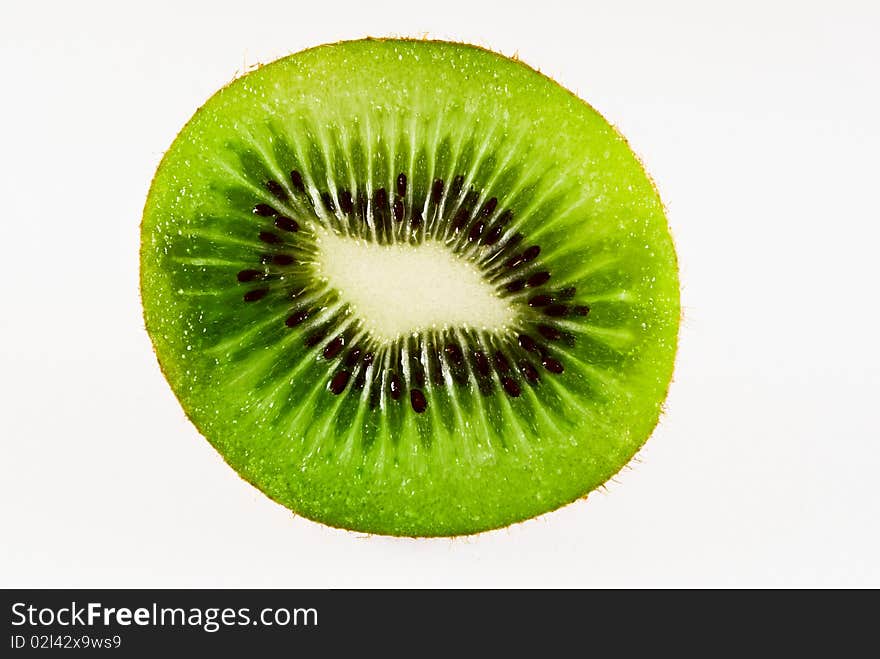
313;227;516;342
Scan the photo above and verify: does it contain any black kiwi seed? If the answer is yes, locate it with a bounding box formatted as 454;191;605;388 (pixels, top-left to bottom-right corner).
271;254;295;266
428;345;445;386
389;372;402;400
444;343;463;366
265;180;287;200
393;197;404;221
484;209;512;245
410;389;427;413
501;376;521;398
290;170;305;193
431;178;444;203
338;189;353;214
494;351;511;373
522;245;540;261
274;216;299;232
519;360;541;384
527;271;551;287
481;197;498;217
544;304;569;317
237;269;263;282
542;357;565;374
505;255;524;270
574;305;591;317
409;349;426;387
285;310;309;327
320;191;335;211
374;187;388;209
537;325;562;341
362;351;375;367
451;175;464;197
529;294;553;307
243;288;269;302
329;370;350;395
258;231;281;244
344;347;362;368
397;173;407;197
518;334;540;353
323;336;345;360
452;208;470;232
468;220;486;242
253;203;276;217
482;225;505;245
410;209;423;229
474;350;491;378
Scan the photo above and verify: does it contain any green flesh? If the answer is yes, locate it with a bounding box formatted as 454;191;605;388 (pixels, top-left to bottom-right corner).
140;39;679;536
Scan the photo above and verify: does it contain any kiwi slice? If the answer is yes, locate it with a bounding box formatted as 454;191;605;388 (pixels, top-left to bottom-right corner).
140;39;679;536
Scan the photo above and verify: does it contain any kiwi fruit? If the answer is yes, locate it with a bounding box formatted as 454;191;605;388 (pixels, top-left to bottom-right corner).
140;38;679;537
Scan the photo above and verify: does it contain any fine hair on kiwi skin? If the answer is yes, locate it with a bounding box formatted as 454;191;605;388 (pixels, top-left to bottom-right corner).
140;38;680;537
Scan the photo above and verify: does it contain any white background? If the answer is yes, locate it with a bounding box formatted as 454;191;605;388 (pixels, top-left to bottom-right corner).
2;0;878;588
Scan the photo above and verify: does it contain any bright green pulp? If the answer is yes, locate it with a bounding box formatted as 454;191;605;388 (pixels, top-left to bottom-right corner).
140;39;679;536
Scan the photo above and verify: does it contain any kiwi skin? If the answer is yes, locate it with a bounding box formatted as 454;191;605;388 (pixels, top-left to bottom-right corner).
141;38;680;537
